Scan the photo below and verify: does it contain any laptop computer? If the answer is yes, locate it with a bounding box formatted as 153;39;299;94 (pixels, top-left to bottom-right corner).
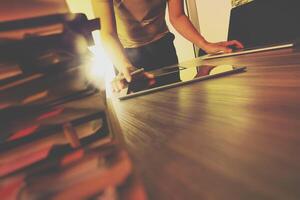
201;0;300;60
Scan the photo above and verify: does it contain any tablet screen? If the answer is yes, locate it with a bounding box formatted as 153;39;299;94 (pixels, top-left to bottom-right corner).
119;64;246;100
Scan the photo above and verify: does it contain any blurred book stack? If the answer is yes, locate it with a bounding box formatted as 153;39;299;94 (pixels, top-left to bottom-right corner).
0;13;147;200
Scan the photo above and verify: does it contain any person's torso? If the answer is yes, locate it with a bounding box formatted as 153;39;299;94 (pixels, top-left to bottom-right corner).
113;0;169;48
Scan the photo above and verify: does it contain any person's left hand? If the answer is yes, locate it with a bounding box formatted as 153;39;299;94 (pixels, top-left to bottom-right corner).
202;40;244;54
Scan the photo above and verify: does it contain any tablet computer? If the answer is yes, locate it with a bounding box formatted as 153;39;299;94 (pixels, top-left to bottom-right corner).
117;64;246;100
201;43;293;60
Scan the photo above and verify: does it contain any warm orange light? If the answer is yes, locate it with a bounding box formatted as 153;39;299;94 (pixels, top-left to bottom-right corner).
66;0;115;94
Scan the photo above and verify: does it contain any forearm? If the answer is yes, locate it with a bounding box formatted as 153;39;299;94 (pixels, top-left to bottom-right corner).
170;15;209;49
92;0;133;74
100;32;133;72
170;14;243;54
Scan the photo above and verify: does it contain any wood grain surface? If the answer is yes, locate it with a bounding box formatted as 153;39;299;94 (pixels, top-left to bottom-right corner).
110;47;300;200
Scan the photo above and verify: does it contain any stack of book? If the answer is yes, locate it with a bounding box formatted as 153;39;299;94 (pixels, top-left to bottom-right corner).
0;13;146;200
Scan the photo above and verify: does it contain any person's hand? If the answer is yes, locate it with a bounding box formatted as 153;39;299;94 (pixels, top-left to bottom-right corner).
111;65;136;92
119;65;136;83
202;40;244;54
111;66;154;92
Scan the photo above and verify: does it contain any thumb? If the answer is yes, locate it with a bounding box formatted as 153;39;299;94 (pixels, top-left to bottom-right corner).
122;68;132;82
144;72;155;79
221;46;232;53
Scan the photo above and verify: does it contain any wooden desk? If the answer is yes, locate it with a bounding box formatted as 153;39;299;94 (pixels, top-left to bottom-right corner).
110;47;300;200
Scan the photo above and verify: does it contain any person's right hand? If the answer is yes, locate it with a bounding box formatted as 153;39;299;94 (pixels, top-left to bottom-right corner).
112;66;154;92
119;65;136;83
112;65;136;92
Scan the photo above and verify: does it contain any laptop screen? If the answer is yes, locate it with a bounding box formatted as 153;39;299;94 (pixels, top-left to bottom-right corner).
228;0;300;48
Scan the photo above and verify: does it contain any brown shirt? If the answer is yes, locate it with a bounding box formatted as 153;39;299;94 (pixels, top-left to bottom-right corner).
97;0;169;48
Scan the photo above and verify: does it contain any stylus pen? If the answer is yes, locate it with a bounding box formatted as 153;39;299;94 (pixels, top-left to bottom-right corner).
116;68;145;81
130;68;144;76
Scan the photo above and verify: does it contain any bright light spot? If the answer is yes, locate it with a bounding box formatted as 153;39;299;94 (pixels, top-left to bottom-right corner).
65;0;116;96
180;67;197;81
66;0;95;19
209;64;233;75
85;31;115;95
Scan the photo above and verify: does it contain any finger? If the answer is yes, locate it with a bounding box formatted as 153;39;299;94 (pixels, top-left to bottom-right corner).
112;76;123;92
233;40;244;48
149;79;156;86
117;80;125;91
221;46;232;53
114;72;124;81
213;45;232;53
122;68;132;82
112;81;118;92
226;40;244;48
144;72;155;79
217;41;227;47
114;81;121;92
119;80;126;90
